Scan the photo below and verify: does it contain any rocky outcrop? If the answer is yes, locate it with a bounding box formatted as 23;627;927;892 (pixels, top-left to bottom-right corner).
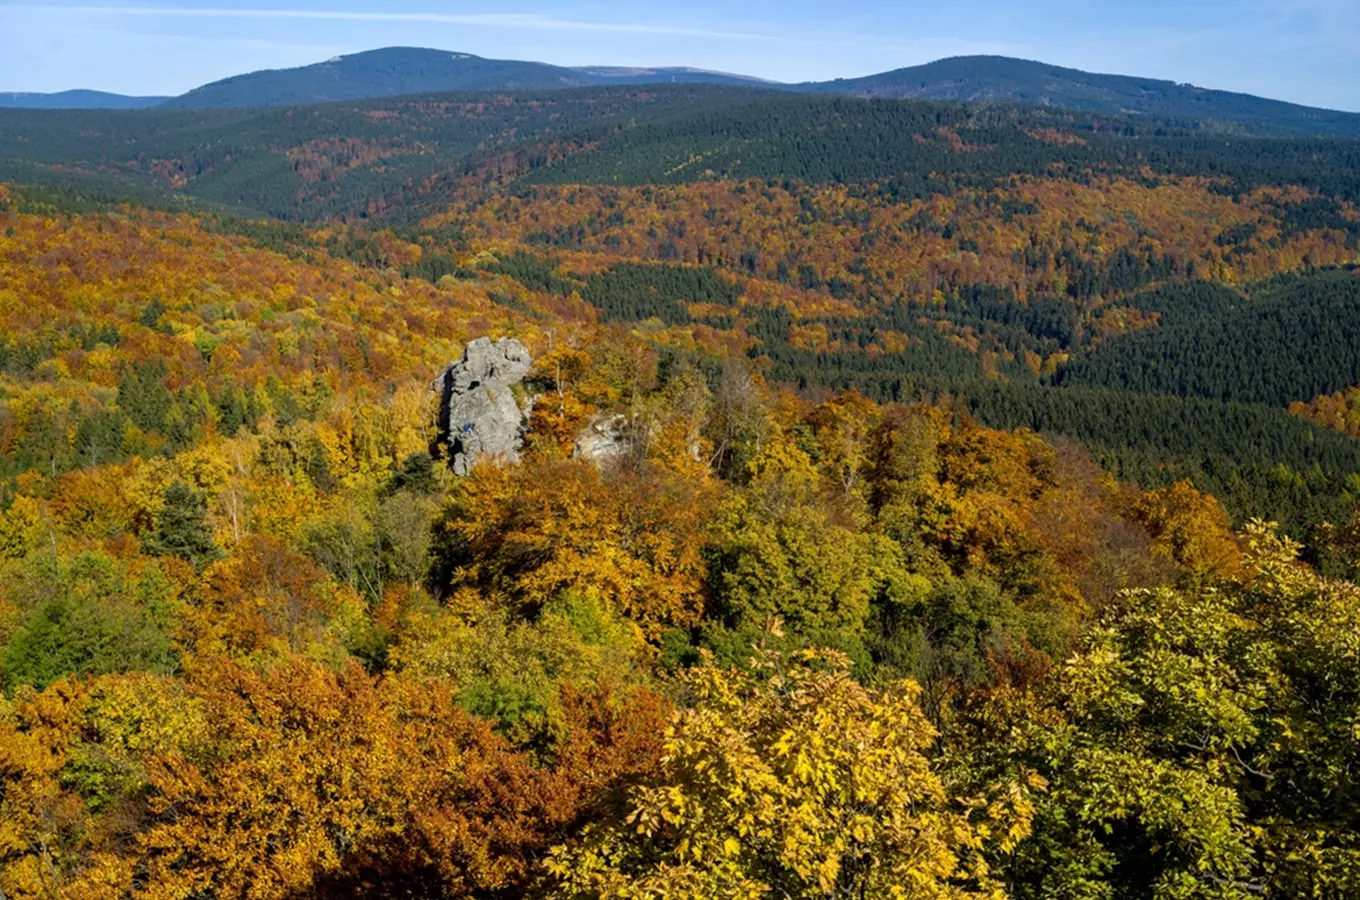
574;414;631;464
435;337;532;475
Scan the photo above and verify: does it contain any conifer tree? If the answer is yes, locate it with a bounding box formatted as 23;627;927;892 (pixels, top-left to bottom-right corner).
146;481;221;567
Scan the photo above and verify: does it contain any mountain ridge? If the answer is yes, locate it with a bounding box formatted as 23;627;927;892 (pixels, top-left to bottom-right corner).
795;55;1360;136
3;47;1359;138
0;89;168;110
156;47;772;109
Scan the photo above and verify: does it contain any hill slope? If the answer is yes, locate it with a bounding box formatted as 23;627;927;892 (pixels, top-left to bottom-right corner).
0;86;737;217
0;89;168;110
5;86;1360;222
799;55;1360;137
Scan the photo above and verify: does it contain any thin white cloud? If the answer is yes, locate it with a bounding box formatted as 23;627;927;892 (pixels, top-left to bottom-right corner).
8;5;783;41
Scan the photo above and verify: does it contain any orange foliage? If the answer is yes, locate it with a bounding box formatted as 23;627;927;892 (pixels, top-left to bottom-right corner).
1122;479;1244;577
429;176;1358;308
42;660;667;899
445;459;714;633
191;535;349;657
0;208;535;396
1289;382;1360;437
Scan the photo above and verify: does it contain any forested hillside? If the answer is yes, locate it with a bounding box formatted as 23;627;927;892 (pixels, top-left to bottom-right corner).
6;86;1360;222
2;195;1358;898
2;72;1360;899
0;86;716;218
796;55;1360;137
1061;270;1360;404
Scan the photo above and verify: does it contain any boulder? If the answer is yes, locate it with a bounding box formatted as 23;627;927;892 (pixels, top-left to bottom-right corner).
574;414;631;464
435;337;532;475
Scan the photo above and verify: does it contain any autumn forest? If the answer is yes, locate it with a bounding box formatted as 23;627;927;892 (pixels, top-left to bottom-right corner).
1;79;1359;899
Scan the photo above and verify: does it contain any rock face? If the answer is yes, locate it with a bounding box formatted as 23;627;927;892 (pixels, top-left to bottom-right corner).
574;414;631;463
435;337;532;475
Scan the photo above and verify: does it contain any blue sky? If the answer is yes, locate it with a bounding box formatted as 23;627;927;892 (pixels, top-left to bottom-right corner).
2;0;1357;111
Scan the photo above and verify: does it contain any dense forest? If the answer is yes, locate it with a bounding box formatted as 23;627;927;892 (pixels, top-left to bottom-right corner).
6;85;1360;221
2;76;1360;900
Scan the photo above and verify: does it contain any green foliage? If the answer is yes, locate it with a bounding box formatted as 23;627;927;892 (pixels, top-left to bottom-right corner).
945;523;1360;898
483;249;577;295
579;262;738;325
948;588;1261;898
964;381;1360;535
375;491;436;586
709;493;902;636
117;360;175;435
138;297;169;331
297;509;382;599
1063;269;1360;406
0;323;122;379
389;452;439;495
707;440;910;639
1;554;178;691
144;482;221;567
390;591;645;742
867;570;1026;695
1118;279;1245;326
526;95;1360;203
0;87;746;219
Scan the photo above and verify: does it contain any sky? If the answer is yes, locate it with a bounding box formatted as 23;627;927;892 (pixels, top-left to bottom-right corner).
2;0;1358;111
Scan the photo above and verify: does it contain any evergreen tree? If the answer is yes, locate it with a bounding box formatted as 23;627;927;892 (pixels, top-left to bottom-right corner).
146;481;221;567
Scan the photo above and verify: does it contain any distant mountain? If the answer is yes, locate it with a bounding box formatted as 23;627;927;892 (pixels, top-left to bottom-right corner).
160;48;592;108
159;48;768;109
0;90;167;110
798;56;1360;137
11;49;1360;139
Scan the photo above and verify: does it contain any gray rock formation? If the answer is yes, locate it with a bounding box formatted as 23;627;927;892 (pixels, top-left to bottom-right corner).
574;414;631;464
435;337;532;475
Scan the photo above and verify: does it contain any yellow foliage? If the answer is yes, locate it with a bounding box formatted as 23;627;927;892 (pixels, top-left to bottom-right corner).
0;496;45;559
547;646;1032;898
